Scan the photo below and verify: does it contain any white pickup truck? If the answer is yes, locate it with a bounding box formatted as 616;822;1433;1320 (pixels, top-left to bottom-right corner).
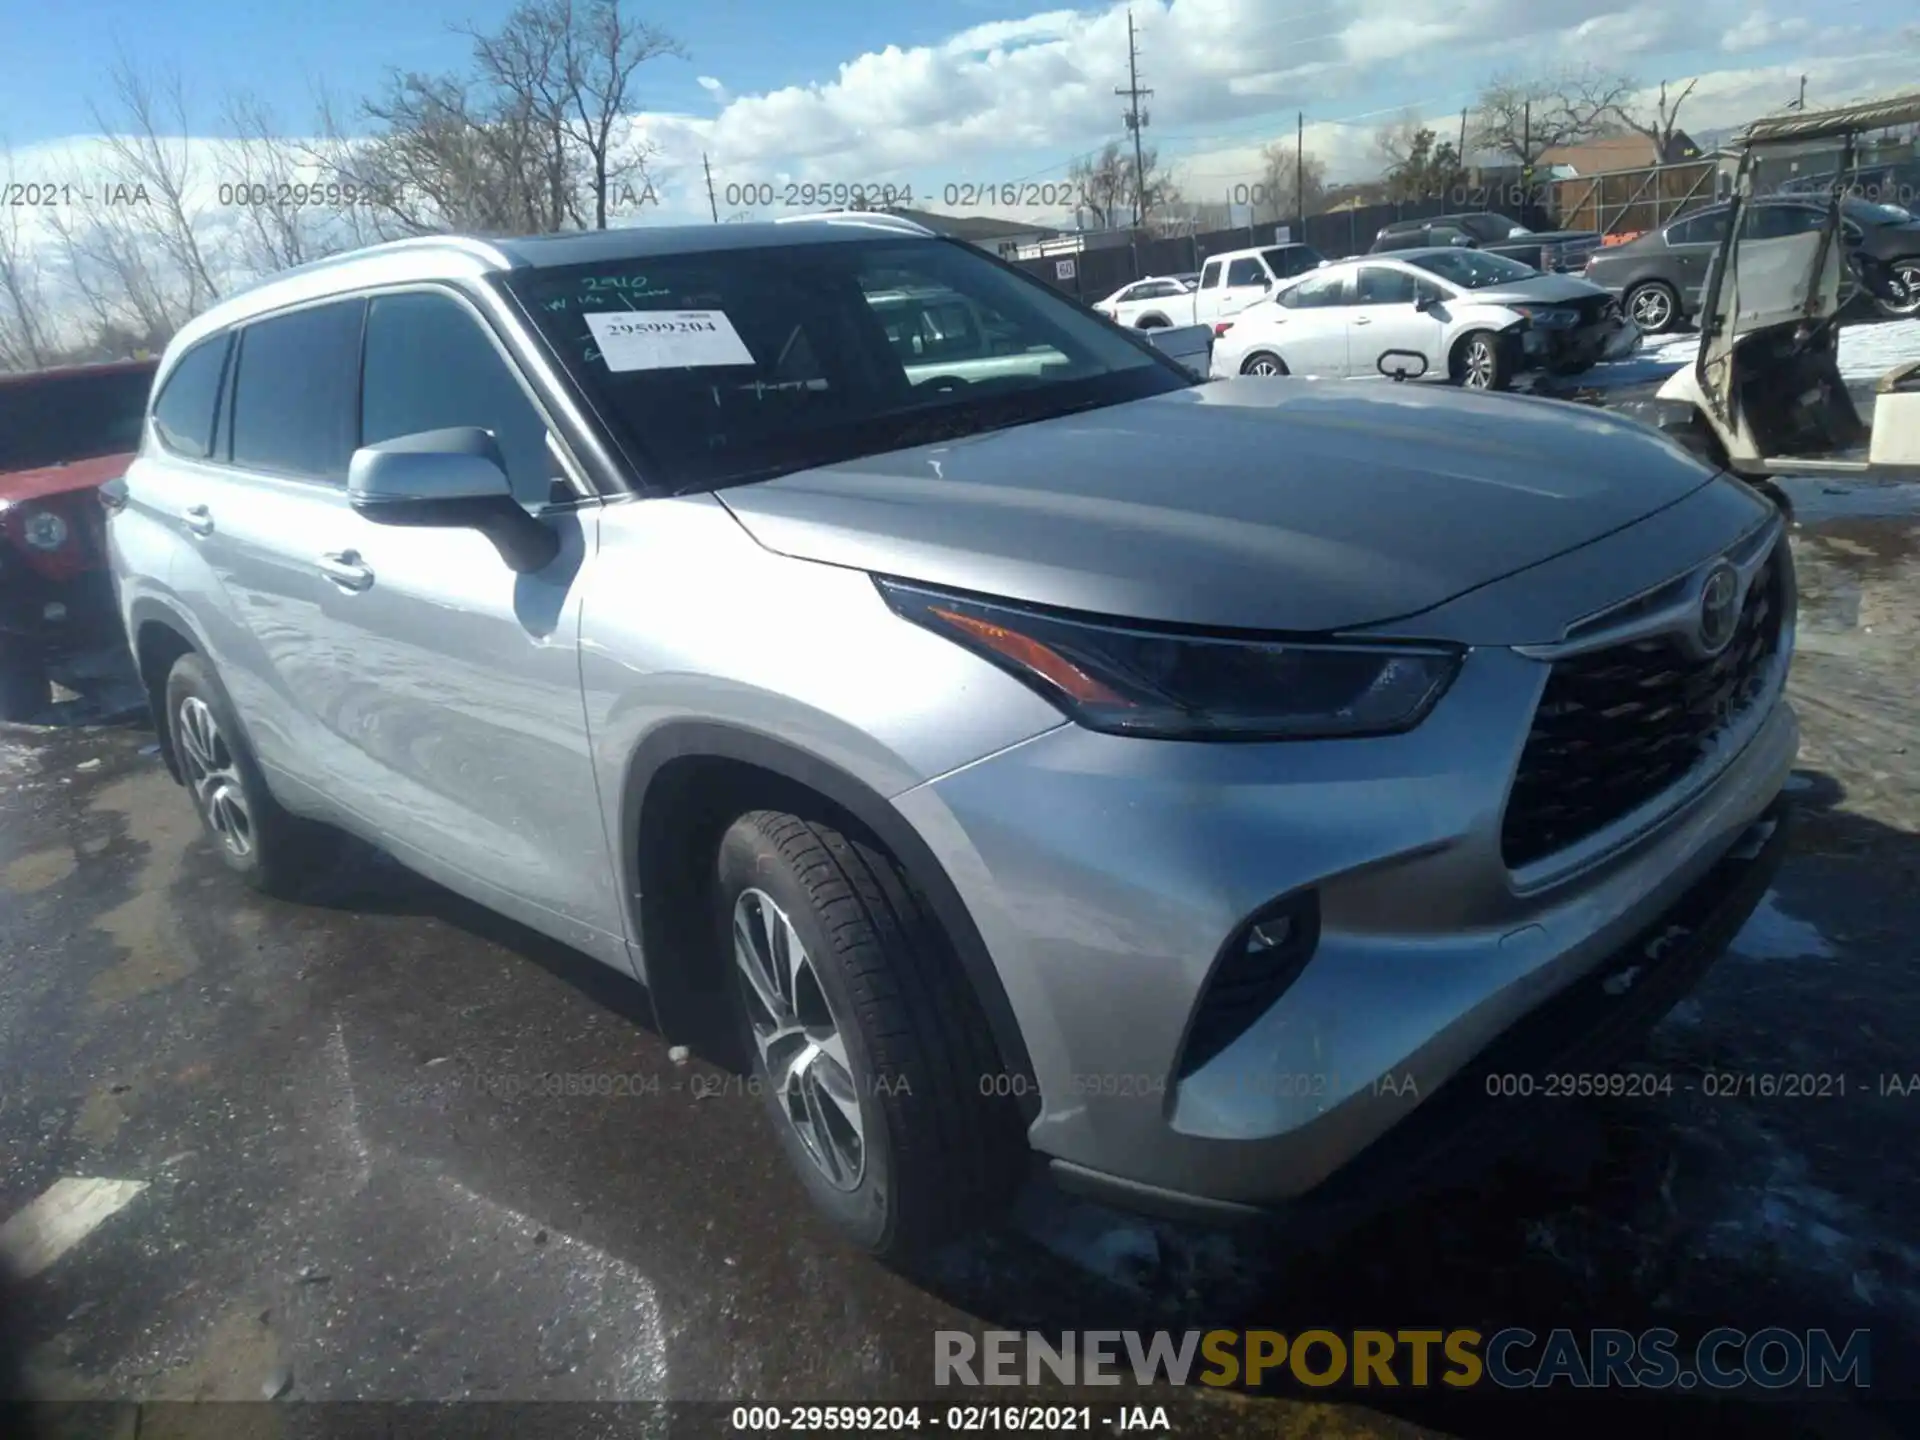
1094;243;1329;330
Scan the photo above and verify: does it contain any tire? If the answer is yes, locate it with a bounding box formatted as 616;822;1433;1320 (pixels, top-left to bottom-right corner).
1134;314;1170;330
1626;281;1680;334
715;809;1024;1258
1451;330;1512;391
1873;259;1920;319
0;639;50;723
1240;350;1289;377
163;652;334;897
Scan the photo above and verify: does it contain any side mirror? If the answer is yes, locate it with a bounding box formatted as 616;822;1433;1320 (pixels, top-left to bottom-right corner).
1260;277;1273;290
348;426;559;574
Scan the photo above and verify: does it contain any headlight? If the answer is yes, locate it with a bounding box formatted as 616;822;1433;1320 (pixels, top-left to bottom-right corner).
22;509;70;551
1511;304;1580;329
877;580;1461;740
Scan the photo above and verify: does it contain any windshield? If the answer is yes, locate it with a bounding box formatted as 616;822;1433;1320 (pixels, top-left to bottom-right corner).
0;367;154;474
505;236;1188;493
1404;250;1540;288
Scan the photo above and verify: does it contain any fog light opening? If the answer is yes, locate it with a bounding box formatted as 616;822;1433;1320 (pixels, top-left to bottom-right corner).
1176;890;1322;1079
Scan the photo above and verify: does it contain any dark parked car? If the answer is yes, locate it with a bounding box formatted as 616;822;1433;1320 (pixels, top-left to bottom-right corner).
1584;196;1920;332
0;359;156;719
1371;212;1604;274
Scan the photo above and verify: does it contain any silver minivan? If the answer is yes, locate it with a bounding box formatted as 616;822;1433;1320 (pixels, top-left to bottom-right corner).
108;213;1796;1257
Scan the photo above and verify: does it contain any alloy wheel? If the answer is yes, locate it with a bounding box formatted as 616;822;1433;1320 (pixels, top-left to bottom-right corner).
175;695;254;859
732;887;866;1190
1244;355;1284;376
1462;338;1497;389
1884;261;1920;318
1630;285;1674;331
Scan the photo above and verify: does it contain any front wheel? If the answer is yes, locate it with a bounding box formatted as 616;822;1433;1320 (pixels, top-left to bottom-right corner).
1240;351;1289;377
164;653;335;896
1873;259;1920;319
1452;331;1512;391
715;810;1024;1258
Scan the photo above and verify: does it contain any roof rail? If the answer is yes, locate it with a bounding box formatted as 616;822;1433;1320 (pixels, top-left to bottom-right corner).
773;210;935;236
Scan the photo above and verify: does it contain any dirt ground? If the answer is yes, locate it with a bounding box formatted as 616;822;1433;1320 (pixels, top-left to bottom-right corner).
2;475;1918;1440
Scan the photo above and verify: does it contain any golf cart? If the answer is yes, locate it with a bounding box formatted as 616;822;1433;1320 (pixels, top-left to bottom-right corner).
1655;91;1920;485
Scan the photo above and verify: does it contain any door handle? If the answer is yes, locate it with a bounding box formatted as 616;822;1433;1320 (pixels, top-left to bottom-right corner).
1353;316;1373;325
182;504;214;537
317;550;374;592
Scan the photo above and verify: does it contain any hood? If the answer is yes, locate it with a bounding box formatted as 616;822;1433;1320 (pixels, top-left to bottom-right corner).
1470;273;1614;307
717;382;1717;634
0;452;135;504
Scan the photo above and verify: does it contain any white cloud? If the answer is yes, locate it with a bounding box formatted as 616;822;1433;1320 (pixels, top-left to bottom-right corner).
1723;12;1812;53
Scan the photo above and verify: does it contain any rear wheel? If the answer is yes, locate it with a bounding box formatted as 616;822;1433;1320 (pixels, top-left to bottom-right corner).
1134;314;1170;330
1452;331;1511;391
0;639;50;723
1240;351;1288;377
1626;281;1680;334
164;653;335;896
715;809;1024;1258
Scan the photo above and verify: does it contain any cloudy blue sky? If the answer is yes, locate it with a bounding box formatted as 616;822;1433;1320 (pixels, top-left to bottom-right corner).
3;0;1916;224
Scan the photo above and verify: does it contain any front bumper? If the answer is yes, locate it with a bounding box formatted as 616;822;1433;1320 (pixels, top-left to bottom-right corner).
1524;316;1640;374
896;649;1797;1212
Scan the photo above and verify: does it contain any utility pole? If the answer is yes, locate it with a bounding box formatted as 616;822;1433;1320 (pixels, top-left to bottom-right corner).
1790;75;1807;111
1295;111;1305;241
702;152;719;223
1116;9;1153;229
1521;98;1532;216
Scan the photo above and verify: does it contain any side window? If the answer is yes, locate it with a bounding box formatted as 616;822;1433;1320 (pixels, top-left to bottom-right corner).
152;336;231;460
1136;281;1173;299
361;291;557;507
230;300;366;483
1744;205;1826;240
1198;261;1222;290
1355;266;1418;304
1114;284;1143;304
1225;257;1266;287
1668;210;1729;246
1280;272;1348;309
1427;225;1472;248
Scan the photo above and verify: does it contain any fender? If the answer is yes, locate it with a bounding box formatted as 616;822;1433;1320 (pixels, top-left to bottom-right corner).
620;719;1039;1112
125;593;217;784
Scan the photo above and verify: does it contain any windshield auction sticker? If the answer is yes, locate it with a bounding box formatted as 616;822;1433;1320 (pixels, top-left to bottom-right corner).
584;309;755;370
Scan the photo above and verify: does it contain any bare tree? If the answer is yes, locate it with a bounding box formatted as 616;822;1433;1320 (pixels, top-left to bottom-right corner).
1472;65;1639;169
1255;140;1326;225
90;52;223;312
1069;140;1178;231
221;93;353;274
1610;77;1701;162
0;149;54;370
355;0;681;236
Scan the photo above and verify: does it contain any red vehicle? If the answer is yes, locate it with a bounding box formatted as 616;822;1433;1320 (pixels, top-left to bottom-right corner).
0;358;157;719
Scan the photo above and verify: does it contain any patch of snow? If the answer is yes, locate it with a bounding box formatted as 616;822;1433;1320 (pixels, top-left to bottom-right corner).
1839;317;1920;381
1730;889;1837;960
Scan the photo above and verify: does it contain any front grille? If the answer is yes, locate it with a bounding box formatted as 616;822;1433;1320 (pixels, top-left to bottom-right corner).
1501;544;1786;870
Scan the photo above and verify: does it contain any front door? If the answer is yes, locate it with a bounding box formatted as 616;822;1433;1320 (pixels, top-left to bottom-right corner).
313;286;627;946
1345;266;1447;380
1216;256;1273;320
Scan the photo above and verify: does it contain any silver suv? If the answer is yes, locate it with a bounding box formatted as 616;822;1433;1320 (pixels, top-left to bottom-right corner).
107;213;1797;1257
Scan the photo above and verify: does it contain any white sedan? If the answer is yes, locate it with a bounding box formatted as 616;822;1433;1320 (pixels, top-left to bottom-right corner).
1208;250;1638;390
1091;275;1199;329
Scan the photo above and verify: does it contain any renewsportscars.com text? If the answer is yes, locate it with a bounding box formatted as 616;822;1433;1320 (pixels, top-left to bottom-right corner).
935;1327;1872;1390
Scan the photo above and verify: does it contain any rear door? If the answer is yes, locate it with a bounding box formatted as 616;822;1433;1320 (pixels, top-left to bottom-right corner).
1663;208;1731;308
1346;265;1447;379
171;298;369;799
313;286;624;942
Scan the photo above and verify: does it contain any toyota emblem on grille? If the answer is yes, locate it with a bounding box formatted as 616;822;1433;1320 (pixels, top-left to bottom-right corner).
1698;562;1741;655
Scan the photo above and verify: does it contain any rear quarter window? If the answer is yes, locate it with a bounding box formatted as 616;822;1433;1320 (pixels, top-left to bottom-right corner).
152;337;231;461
